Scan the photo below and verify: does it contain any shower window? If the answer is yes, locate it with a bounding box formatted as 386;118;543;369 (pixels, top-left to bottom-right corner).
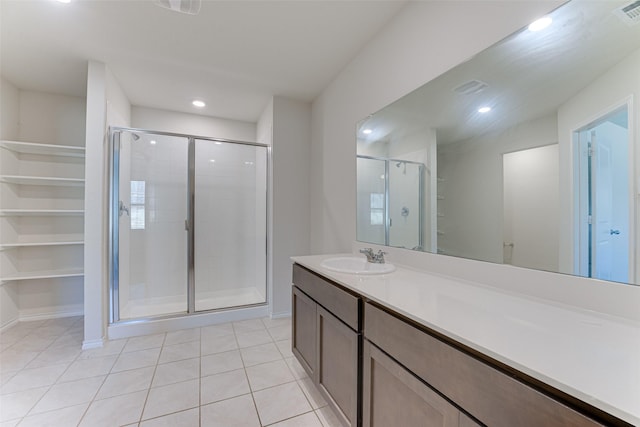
370;193;384;225
130;180;145;230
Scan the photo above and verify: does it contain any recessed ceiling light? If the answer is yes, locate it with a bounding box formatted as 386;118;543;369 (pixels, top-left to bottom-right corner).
192;100;206;108
528;16;552;32
209;159;215;163
215;142;222;145
362;129;373;135
478;106;492;113
149;140;157;145
244;161;254;166
380;174;385;180
56;0;71;3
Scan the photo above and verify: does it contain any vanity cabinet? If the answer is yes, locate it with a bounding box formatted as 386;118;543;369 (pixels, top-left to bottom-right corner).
363;340;470;427
292;264;361;427
364;302;606;427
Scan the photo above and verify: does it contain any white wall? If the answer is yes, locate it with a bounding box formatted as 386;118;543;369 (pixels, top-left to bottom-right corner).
437;113;558;263
84;61;132;348
0;77;20;328
310;1;562;254
263;96;311;316
0;76;19;140
132;106;256;143
557;48;640;278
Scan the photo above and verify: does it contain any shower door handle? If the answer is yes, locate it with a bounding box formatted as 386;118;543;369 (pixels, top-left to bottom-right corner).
119;201;129;217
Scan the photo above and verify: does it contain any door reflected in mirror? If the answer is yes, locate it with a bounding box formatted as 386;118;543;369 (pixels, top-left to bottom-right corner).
356;0;640;285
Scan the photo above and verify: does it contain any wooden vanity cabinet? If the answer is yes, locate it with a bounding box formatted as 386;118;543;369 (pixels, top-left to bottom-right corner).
292;264;362;427
364;302;608;427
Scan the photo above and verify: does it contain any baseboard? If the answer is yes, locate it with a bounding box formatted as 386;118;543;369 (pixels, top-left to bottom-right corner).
82;338;104;350
0;317;19;332
19;305;84;322
270;311;292;319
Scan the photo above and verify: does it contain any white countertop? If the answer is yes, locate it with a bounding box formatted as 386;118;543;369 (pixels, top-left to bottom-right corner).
291;254;640;426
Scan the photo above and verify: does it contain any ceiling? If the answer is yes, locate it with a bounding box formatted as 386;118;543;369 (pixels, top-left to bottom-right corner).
0;0;406;122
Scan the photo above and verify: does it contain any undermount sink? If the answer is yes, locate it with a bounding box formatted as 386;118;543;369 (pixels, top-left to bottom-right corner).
320;256;396;275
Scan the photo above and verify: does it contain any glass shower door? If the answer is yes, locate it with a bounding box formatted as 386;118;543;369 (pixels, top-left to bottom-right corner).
193;140;268;311
116;131;189;320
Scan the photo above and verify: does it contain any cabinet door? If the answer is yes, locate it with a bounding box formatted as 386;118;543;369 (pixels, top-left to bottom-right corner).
292;286;317;377
317;305;359;427
363;340;460;427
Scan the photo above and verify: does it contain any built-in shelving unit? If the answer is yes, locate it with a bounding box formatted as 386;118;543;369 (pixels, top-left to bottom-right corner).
0;139;85;286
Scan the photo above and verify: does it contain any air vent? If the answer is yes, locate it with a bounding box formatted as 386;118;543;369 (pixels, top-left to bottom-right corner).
452;80;488;95
614;1;640;26
154;0;201;15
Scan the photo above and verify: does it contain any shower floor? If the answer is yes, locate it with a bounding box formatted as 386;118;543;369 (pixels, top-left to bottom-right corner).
119;286;266;320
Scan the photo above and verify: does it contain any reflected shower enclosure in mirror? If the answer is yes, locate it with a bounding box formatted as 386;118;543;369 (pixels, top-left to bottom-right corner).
356;0;640;285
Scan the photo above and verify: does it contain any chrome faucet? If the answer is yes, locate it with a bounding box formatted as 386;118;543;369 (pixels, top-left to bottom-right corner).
359;248;387;264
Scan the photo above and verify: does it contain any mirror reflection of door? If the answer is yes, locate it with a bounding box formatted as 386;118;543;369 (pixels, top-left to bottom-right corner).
503;145;560;271
575;105;630;283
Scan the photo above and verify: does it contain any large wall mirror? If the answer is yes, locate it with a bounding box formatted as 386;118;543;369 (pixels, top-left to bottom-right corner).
356;0;640;285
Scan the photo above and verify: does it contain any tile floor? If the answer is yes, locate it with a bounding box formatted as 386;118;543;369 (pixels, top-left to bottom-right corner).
0;316;344;427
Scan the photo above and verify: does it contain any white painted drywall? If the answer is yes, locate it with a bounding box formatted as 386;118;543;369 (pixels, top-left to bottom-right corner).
0;76;19;328
131;106;256;143
270;96;311;316
0;76;19;140
310;1;562;254
437;114;558;263
557;48;640;280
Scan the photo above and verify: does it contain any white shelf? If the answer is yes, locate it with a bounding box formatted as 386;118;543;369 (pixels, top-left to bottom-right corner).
0;175;85;187
0;209;85;217
0;241;83;250
0;140;85;158
0;268;84;282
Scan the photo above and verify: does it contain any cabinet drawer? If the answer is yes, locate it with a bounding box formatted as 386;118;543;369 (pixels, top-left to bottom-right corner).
293;263;360;331
364;302;605;427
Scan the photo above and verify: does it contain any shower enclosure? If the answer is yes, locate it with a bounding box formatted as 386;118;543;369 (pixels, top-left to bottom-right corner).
109;128;268;322
356;155;425;250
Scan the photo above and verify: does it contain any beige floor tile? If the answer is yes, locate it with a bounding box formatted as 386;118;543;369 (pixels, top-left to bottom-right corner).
233;318;266;334
201;333;238;355
267;325;291;341
139;407;199;427
246;359;295;391
275;339;293;358
0;350;40;373
122;334;166;353
201;350;243;377
261;317;291;329
79;390;147;427
141;378;199;420
201;323;235;339
152;357;199;388
200;394;261;427
30;375;104;414
253;382;312;426
240;342;283;367
158;340;200;364
164;328;200;346
18;403;88;427
57;355;117;383
200;369;250;404
96;366;154;400
4;335;55;353
50;332;83;349
77;339;126;360
112;348;160;373
0;419;20;427
25;346;81;369
1;363;68;395
269;411;323;427
297;378;327;409
285;356;309;380
235;329;273;349
0;386;49;422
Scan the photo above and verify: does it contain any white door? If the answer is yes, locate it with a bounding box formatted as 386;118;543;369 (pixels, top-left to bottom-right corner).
575;106;630;283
